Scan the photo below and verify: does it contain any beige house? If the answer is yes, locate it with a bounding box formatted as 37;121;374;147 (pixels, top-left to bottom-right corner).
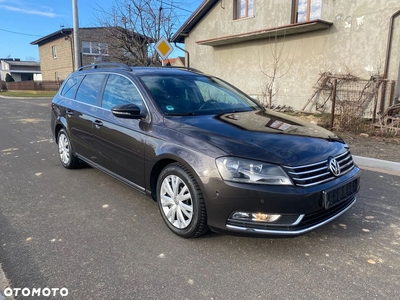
31;27;149;81
172;0;400;113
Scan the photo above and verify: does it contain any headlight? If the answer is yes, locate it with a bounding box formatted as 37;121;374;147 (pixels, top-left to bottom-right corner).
216;157;292;185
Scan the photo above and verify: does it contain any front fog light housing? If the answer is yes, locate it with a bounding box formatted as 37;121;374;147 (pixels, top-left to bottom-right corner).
232;212;282;223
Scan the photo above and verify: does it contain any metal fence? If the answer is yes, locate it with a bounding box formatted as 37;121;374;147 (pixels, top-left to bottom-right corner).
303;73;397;129
6;80;62;91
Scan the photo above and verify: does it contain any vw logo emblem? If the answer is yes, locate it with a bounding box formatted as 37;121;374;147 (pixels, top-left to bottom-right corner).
328;158;341;176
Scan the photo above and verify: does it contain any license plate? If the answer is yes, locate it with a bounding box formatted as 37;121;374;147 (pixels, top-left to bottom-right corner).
322;178;359;209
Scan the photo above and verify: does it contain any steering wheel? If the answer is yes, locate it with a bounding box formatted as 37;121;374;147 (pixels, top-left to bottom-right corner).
199;100;218;110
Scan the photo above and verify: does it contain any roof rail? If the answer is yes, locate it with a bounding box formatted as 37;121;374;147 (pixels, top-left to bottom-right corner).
162;66;203;73
78;63;131;71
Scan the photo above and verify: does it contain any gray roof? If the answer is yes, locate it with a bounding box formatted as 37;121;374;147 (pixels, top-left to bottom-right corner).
7;61;40;67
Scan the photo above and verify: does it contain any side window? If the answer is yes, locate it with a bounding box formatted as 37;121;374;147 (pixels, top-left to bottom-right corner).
102;75;143;110
52;45;57;59
75;74;106;105
60;75;83;99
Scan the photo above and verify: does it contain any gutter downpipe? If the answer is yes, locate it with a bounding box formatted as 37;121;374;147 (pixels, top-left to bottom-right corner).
174;42;190;68
380;9;400;116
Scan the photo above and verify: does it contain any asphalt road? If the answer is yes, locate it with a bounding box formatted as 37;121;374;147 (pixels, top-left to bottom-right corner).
0;98;399;300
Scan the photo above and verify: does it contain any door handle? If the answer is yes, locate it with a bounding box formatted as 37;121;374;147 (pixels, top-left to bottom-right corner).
66;110;74;116
93;120;103;128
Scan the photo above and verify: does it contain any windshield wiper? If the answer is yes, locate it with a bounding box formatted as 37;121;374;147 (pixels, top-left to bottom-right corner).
165;112;197;116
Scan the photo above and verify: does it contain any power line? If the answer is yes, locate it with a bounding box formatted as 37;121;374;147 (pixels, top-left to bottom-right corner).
0;28;42;37
161;1;196;14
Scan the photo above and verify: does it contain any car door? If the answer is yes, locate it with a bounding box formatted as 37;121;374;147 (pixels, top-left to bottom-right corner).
93;74;147;190
66;73;107;161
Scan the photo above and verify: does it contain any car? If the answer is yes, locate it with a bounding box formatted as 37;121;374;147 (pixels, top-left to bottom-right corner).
50;62;360;238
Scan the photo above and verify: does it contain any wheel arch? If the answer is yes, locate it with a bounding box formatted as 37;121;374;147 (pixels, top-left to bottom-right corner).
148;152;211;203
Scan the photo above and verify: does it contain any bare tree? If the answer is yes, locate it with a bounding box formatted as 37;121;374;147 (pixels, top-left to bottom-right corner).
260;36;292;109
94;0;182;66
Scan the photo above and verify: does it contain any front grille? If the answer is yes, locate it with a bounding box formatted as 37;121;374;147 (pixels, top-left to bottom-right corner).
283;151;355;187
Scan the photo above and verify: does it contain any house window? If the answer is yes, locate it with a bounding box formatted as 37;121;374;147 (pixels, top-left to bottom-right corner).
234;0;254;20
82;41;109;55
52;46;57;59
293;0;321;23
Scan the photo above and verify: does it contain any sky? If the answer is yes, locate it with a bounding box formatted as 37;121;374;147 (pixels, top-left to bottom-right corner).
0;0;203;61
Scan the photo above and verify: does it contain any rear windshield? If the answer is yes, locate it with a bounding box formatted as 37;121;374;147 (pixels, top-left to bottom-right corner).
138;74;260;115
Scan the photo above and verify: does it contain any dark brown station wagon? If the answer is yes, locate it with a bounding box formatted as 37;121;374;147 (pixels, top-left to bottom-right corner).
50;63;360;238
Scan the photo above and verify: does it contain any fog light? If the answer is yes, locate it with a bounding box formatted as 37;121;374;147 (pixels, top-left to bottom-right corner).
232;212;281;223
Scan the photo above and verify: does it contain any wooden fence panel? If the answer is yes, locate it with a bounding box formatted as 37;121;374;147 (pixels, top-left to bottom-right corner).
6;81;62;91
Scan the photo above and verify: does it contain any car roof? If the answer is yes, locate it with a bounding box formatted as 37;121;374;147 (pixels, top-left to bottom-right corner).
74;63;204;77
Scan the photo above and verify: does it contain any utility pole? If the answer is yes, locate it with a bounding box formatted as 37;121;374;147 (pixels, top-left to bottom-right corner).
72;0;81;70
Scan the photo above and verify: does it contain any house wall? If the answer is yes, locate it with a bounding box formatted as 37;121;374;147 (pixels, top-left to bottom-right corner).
38;36;74;81
185;0;400;111
80;28;112;66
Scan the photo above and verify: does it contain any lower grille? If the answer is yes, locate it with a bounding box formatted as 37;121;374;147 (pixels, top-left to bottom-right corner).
226;196;357;236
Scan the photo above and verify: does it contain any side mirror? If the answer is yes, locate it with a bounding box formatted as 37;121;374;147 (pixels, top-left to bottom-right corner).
111;104;147;119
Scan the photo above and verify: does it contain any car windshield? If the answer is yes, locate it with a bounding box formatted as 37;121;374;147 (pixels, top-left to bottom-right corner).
139;74;261;115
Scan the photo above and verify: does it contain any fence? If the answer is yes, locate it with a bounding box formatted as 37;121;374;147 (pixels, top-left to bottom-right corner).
6;80;62;91
303;73;397;131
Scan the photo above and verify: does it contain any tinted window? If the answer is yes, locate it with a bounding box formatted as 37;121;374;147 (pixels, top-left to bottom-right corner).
60;75;83;99
75;74;106;105
140;75;259;115
102;75;143;110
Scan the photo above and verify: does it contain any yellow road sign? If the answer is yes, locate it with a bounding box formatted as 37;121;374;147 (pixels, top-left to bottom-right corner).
154;36;174;60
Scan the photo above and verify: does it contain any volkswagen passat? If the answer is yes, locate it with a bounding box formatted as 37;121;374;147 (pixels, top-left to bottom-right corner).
50;63;360;238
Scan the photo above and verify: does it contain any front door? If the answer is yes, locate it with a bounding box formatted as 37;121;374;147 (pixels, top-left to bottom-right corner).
93;74;147;190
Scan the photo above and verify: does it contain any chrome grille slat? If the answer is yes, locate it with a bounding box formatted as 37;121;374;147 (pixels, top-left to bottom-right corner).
292;171;332;182
283;151;355;187
288;165;328;176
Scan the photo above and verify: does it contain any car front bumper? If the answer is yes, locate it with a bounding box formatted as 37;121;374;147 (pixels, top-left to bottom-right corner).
203;166;360;237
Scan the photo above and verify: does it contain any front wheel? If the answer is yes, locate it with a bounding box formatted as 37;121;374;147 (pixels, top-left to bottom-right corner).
157;163;208;238
57;128;79;169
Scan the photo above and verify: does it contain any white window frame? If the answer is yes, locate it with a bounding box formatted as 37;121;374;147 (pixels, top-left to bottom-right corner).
52;45;57;59
82;41;109;56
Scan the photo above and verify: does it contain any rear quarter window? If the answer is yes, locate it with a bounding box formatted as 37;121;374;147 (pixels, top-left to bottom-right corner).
60;75;83;99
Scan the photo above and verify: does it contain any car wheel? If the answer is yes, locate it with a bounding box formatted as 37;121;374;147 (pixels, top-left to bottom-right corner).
157;163;208;238
57;128;79;169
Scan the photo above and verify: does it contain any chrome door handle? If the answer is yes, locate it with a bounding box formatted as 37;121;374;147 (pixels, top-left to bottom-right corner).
93;120;103;128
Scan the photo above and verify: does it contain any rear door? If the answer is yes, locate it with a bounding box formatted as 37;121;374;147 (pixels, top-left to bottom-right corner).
67;73;107;161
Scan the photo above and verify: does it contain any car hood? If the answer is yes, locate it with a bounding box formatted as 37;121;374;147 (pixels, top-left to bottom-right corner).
163;109;348;166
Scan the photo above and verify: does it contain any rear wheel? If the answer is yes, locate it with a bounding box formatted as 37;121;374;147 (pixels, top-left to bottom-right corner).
57;128;79;169
157;163;208;238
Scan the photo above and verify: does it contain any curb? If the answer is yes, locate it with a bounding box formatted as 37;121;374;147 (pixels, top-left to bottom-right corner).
353;156;400;175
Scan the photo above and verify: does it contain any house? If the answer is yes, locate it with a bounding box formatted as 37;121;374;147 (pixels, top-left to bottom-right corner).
163;56;185;67
0;58;41;82
31;27;150;82
172;0;400;113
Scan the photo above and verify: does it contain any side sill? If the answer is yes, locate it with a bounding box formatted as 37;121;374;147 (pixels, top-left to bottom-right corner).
76;154;146;193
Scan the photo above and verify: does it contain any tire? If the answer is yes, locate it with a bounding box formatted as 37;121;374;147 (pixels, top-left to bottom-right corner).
157;163;208;238
57;128;79;169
